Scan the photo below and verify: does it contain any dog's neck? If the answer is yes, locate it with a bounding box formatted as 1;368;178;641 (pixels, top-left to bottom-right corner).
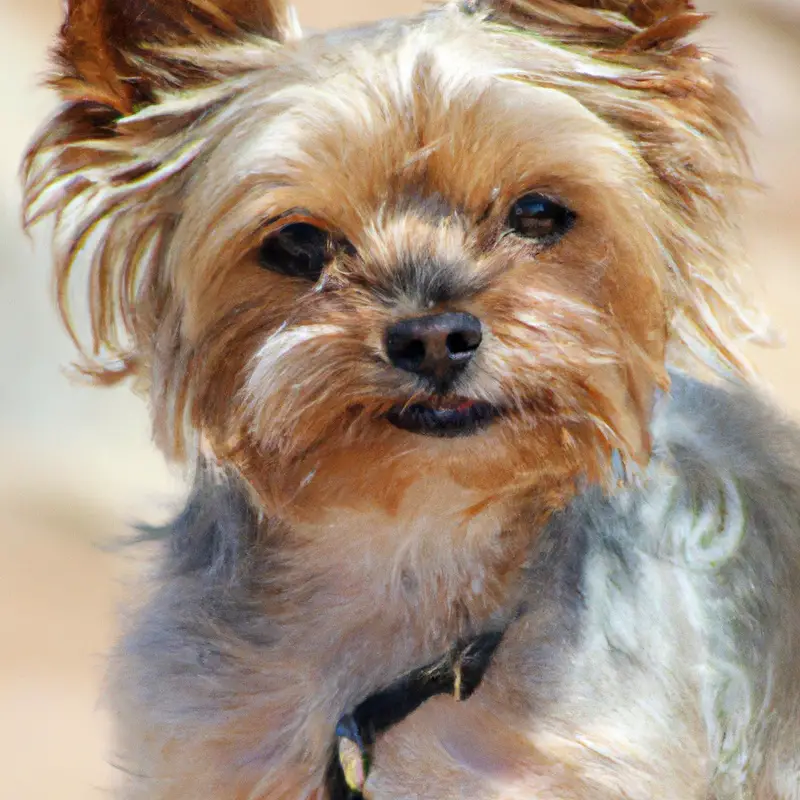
291;476;527;602
248;474;532;699
284;480;528;799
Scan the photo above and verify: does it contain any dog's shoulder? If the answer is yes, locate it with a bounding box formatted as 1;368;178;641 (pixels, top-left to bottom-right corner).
555;371;800;567
654;370;800;494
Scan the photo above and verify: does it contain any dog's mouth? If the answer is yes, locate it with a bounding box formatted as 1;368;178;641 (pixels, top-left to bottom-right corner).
385;398;500;437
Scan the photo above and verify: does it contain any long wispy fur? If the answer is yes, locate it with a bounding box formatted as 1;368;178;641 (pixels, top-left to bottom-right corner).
22;0;770;455
21;1;800;798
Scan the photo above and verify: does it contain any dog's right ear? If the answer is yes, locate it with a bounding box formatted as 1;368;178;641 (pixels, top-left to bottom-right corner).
21;0;300;412
53;0;299;114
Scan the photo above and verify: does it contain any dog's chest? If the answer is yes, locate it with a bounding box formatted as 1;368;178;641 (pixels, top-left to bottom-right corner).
286;478;526;686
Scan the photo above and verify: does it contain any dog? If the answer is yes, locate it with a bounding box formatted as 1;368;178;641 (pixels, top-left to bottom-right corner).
22;0;800;797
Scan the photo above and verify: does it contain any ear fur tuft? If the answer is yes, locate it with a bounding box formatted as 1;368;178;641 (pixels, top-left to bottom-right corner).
21;1;299;396
476;0;707;51
52;0;298;114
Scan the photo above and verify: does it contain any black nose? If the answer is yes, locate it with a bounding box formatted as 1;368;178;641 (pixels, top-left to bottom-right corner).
385;312;482;388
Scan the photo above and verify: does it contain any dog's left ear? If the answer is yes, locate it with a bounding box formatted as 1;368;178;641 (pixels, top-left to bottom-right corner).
475;0;710;50
475;0;771;375
52;0;299;114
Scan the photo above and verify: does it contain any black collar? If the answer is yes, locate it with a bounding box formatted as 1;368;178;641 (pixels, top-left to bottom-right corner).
325;629;506;800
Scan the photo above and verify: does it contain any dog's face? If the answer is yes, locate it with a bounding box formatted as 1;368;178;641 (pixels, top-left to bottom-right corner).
24;0;760;520
184;31;668;514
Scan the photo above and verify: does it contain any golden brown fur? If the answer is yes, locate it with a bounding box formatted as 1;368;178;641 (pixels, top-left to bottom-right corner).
22;1;796;798
23;0;761;500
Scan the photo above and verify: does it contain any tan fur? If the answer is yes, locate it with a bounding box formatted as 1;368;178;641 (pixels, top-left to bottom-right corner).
21;1;784;798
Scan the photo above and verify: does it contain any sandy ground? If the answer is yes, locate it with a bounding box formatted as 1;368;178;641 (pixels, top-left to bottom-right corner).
1;1;798;797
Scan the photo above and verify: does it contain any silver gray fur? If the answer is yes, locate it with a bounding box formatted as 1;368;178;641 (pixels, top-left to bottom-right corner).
112;371;800;797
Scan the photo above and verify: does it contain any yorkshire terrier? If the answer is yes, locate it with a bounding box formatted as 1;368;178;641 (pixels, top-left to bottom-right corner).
23;0;800;797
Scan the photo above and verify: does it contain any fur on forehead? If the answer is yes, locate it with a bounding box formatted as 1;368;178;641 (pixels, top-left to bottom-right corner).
177;70;649;287
23;0;769;457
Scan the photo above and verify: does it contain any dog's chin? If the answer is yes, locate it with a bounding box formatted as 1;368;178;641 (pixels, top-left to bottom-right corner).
385;398;501;438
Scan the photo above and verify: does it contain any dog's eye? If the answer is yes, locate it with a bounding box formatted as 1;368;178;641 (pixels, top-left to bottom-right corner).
259;223;333;280
509;194;575;242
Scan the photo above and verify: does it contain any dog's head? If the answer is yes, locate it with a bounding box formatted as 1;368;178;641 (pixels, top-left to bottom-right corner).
23;0;765;519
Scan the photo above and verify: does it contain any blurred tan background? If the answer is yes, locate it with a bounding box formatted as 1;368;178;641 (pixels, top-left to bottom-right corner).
1;1;798;797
